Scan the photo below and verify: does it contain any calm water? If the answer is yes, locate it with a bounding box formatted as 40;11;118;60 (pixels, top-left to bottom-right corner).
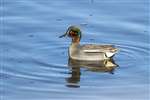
1;0;149;100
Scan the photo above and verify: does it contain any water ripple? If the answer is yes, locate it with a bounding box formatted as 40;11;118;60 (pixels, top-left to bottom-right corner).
1;0;149;100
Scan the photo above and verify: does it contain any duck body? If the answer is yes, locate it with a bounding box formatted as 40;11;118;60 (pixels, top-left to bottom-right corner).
69;43;118;61
60;25;118;61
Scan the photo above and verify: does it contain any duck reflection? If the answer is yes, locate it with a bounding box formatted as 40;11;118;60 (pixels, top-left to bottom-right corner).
66;58;118;88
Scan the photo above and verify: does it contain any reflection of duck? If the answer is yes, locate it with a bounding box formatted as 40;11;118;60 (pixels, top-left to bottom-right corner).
66;58;118;88
59;26;118;61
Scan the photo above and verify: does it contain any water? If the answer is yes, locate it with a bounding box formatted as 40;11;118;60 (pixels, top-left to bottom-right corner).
0;0;149;100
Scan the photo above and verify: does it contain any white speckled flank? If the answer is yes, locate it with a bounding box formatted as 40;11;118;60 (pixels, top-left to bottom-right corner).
69;42;118;61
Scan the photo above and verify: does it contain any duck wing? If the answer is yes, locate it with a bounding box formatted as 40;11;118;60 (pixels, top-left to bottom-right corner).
80;44;118;53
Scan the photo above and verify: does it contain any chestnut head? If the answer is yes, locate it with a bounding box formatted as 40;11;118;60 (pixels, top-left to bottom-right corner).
59;26;82;41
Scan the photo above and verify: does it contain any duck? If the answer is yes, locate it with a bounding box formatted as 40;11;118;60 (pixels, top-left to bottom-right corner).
59;26;118;61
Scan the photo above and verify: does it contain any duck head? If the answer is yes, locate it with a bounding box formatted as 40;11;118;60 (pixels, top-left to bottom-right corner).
59;26;82;43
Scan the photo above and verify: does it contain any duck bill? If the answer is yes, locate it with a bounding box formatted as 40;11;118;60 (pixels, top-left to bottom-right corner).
59;34;66;38
59;27;71;38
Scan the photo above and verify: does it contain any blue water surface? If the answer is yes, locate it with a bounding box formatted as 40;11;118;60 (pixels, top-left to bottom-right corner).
0;0;149;100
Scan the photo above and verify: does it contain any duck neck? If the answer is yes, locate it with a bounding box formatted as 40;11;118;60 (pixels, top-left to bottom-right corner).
69;37;80;57
72;36;80;44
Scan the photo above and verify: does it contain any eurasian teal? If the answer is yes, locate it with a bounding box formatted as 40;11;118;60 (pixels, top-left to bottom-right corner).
59;26;118;61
